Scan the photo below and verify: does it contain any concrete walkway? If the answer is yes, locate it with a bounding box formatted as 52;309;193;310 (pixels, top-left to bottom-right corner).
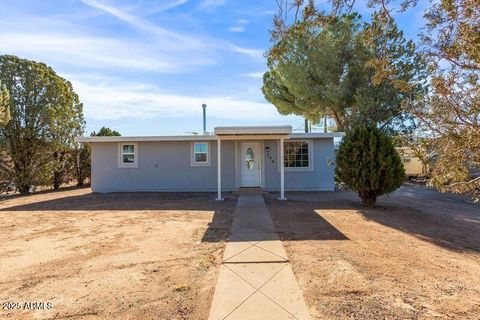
208;190;311;320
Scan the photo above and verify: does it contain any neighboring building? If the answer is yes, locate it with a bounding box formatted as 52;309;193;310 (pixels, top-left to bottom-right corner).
396;147;427;178
77;126;343;199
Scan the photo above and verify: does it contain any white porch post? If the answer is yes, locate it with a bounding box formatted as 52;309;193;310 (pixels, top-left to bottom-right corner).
216;138;224;201
278;137;287;200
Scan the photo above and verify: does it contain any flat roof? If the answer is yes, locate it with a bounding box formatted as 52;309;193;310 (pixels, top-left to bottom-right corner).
76;126;344;143
214;125;292;135
290;132;344;138
76;135;217;143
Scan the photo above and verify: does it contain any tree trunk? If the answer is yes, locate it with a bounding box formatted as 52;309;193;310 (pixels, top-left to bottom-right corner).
422;161;428;176
331;111;344;131
359;190;377;207
53;172;62;190
52;151;67;190
18;184;30;195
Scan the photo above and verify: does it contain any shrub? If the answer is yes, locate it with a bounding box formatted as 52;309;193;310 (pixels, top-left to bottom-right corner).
336;125;405;207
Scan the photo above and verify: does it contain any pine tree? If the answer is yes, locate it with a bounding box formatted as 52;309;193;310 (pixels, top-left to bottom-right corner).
336;125;405;207
0;55;85;194
263;13;426;132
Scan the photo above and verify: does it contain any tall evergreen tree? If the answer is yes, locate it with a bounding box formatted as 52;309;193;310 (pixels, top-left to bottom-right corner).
0;55;84;194
263;13;427;132
263;14;363;131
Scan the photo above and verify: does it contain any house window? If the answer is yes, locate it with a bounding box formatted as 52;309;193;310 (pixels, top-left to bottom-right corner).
118;143;138;168
191;142;210;167
282;140;313;171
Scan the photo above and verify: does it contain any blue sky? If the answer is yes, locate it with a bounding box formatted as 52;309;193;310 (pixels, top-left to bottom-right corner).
1;0;427;135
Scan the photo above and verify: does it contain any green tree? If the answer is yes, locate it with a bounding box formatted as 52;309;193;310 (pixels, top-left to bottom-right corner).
0;55;85;194
413;0;479;200
271;0;420;37
0;84;11;125
50;88;85;190
271;0;479;201
263;14;362;130
263;13;426;132
71;143;91;187
353;13;428;131
71;126;121;186
336;125;405;207
91;126;121;136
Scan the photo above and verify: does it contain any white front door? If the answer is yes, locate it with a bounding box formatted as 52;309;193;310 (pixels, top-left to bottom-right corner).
240;142;261;187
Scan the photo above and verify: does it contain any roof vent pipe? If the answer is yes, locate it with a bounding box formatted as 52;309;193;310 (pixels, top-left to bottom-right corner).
202;104;207;134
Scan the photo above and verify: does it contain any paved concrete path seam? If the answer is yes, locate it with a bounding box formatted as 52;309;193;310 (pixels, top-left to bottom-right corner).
221;263;295;320
208;190;311;320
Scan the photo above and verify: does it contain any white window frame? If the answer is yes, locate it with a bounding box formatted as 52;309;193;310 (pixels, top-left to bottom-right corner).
190;141;211;167
118;142;138;168
278;139;314;172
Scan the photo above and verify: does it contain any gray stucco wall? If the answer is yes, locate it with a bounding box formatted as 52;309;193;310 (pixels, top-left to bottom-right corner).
90;138;335;193
91;140;236;192
263;138;335;191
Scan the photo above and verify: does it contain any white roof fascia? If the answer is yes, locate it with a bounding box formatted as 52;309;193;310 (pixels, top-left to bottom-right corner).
75;130;344;143
290;132;345;139
214;125;292;135
76;135;217;143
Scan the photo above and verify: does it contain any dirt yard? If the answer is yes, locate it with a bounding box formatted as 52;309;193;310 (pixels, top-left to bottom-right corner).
0;188;235;320
266;183;480;319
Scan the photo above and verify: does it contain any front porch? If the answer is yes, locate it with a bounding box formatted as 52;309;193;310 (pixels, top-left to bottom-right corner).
213;126;292;201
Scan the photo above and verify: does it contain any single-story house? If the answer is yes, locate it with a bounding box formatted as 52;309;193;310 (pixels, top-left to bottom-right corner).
77;126;343;199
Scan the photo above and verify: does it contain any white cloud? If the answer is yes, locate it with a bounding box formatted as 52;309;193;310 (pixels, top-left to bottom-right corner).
259;10;276;15
229;26;246;32
198;0;227;10
228;19;248;33
79;0;264;61
147;0;189;13
0;0;265;74
0;32;214;72
229;45;264;59
80;0;206;50
69;76;285;122
241;72;264;78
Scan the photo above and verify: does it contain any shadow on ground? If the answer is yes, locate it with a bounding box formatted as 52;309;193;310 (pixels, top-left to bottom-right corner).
264;193;349;241
0;188;351;243
3;183;479;252
0;190;237;243
271;183;480;253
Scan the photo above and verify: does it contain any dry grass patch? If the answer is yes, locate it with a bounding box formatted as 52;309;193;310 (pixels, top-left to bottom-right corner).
0;188;235;320
266;187;480;320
